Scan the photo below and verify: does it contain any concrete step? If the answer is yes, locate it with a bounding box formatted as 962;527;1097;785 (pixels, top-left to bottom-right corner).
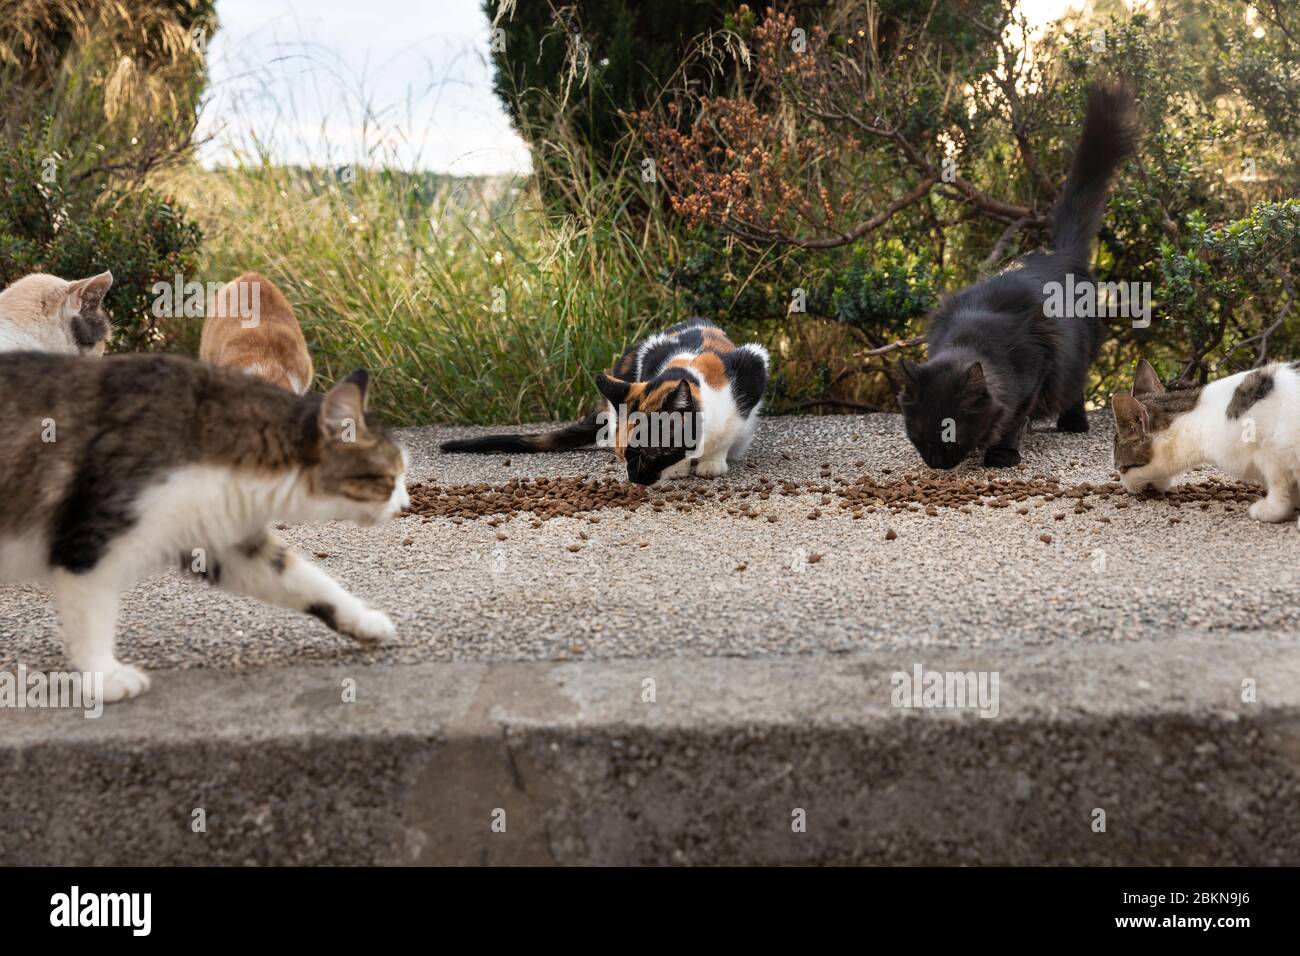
3;636;1298;865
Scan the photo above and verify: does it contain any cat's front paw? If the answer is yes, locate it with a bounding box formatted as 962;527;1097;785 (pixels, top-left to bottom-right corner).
693;458;729;478
1055;409;1089;433
339;607;396;645
1248;497;1295;523
99;663;152;703
983;446;1021;467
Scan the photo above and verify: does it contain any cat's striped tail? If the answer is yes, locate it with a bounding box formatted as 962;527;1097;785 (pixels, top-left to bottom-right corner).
439;411;602;453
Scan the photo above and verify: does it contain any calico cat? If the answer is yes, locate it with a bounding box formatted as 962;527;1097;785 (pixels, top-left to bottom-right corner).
0;352;408;702
0;271;114;355
441;318;768;485
200;272;314;394
900;82;1140;468
1112;359;1300;528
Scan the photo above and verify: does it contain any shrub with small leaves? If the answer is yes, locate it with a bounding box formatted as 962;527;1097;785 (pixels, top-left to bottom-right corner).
0;125;203;352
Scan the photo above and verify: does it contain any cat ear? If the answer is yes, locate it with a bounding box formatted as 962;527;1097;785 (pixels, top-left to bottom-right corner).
320;371;371;443
596;373;630;406
1111;394;1150;437
65;271;113;311
1132;359;1165;396
667;378;694;412
340;368;370;411
897;359;921;402
962;362;989;402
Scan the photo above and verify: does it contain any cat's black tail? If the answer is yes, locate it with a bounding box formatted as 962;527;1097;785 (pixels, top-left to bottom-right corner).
1051;82;1140;266
439;411;602;453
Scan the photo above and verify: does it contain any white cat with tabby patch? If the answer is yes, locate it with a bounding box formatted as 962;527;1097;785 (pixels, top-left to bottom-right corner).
1112;358;1300;528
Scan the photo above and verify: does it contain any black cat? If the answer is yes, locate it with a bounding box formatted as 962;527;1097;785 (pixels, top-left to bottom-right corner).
900;82;1139;468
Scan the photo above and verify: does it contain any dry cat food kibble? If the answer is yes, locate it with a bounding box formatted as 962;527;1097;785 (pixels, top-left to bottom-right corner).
401;474;1264;524
405;476;656;522
833;474;1261;515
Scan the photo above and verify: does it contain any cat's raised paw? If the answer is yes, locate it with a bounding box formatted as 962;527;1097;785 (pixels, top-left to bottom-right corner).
340;607;396;644
99;664;152;703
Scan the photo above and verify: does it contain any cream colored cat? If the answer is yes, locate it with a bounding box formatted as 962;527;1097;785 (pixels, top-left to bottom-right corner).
0;271;114;354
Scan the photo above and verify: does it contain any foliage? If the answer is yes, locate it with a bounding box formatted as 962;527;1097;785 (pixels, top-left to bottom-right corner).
165;155;670;426
9;0;1297;425
0;124;202;351
0;0;213;188
1155;199;1300;382
633;0;1300;409
0;0;212;349
484;0;822;202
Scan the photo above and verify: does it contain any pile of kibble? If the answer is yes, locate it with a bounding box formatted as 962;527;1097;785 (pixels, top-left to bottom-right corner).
406;477;650;526
832;474;1260;518
403;471;1262;526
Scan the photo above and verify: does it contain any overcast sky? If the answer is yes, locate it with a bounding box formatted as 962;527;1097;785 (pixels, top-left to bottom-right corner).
199;0;531;174
199;0;1088;175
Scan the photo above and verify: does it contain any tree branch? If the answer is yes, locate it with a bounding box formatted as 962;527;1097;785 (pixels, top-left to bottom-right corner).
718;175;936;249
981;215;1035;270
853;334;927;358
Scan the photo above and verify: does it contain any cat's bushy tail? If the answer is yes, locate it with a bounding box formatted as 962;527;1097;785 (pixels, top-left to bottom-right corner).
1051;82;1140;266
440;412;601;453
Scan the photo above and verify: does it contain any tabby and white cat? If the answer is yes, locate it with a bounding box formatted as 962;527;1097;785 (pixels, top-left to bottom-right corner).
200;272;314;394
0;352;409;702
1113;359;1300;528
441;319;768;486
0;271;114;354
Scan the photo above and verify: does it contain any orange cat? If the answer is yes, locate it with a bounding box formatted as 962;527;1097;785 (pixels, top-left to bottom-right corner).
200;272;313;394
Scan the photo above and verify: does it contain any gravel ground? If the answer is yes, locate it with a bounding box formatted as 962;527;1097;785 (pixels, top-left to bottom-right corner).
2;412;1297;671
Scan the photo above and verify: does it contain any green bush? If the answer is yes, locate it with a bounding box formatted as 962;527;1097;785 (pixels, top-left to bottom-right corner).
1154;199;1300;383
0;124;203;351
487;0;728;194
631;0;1300;411
0;0;212;350
486;0;834;204
166;157;668;426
